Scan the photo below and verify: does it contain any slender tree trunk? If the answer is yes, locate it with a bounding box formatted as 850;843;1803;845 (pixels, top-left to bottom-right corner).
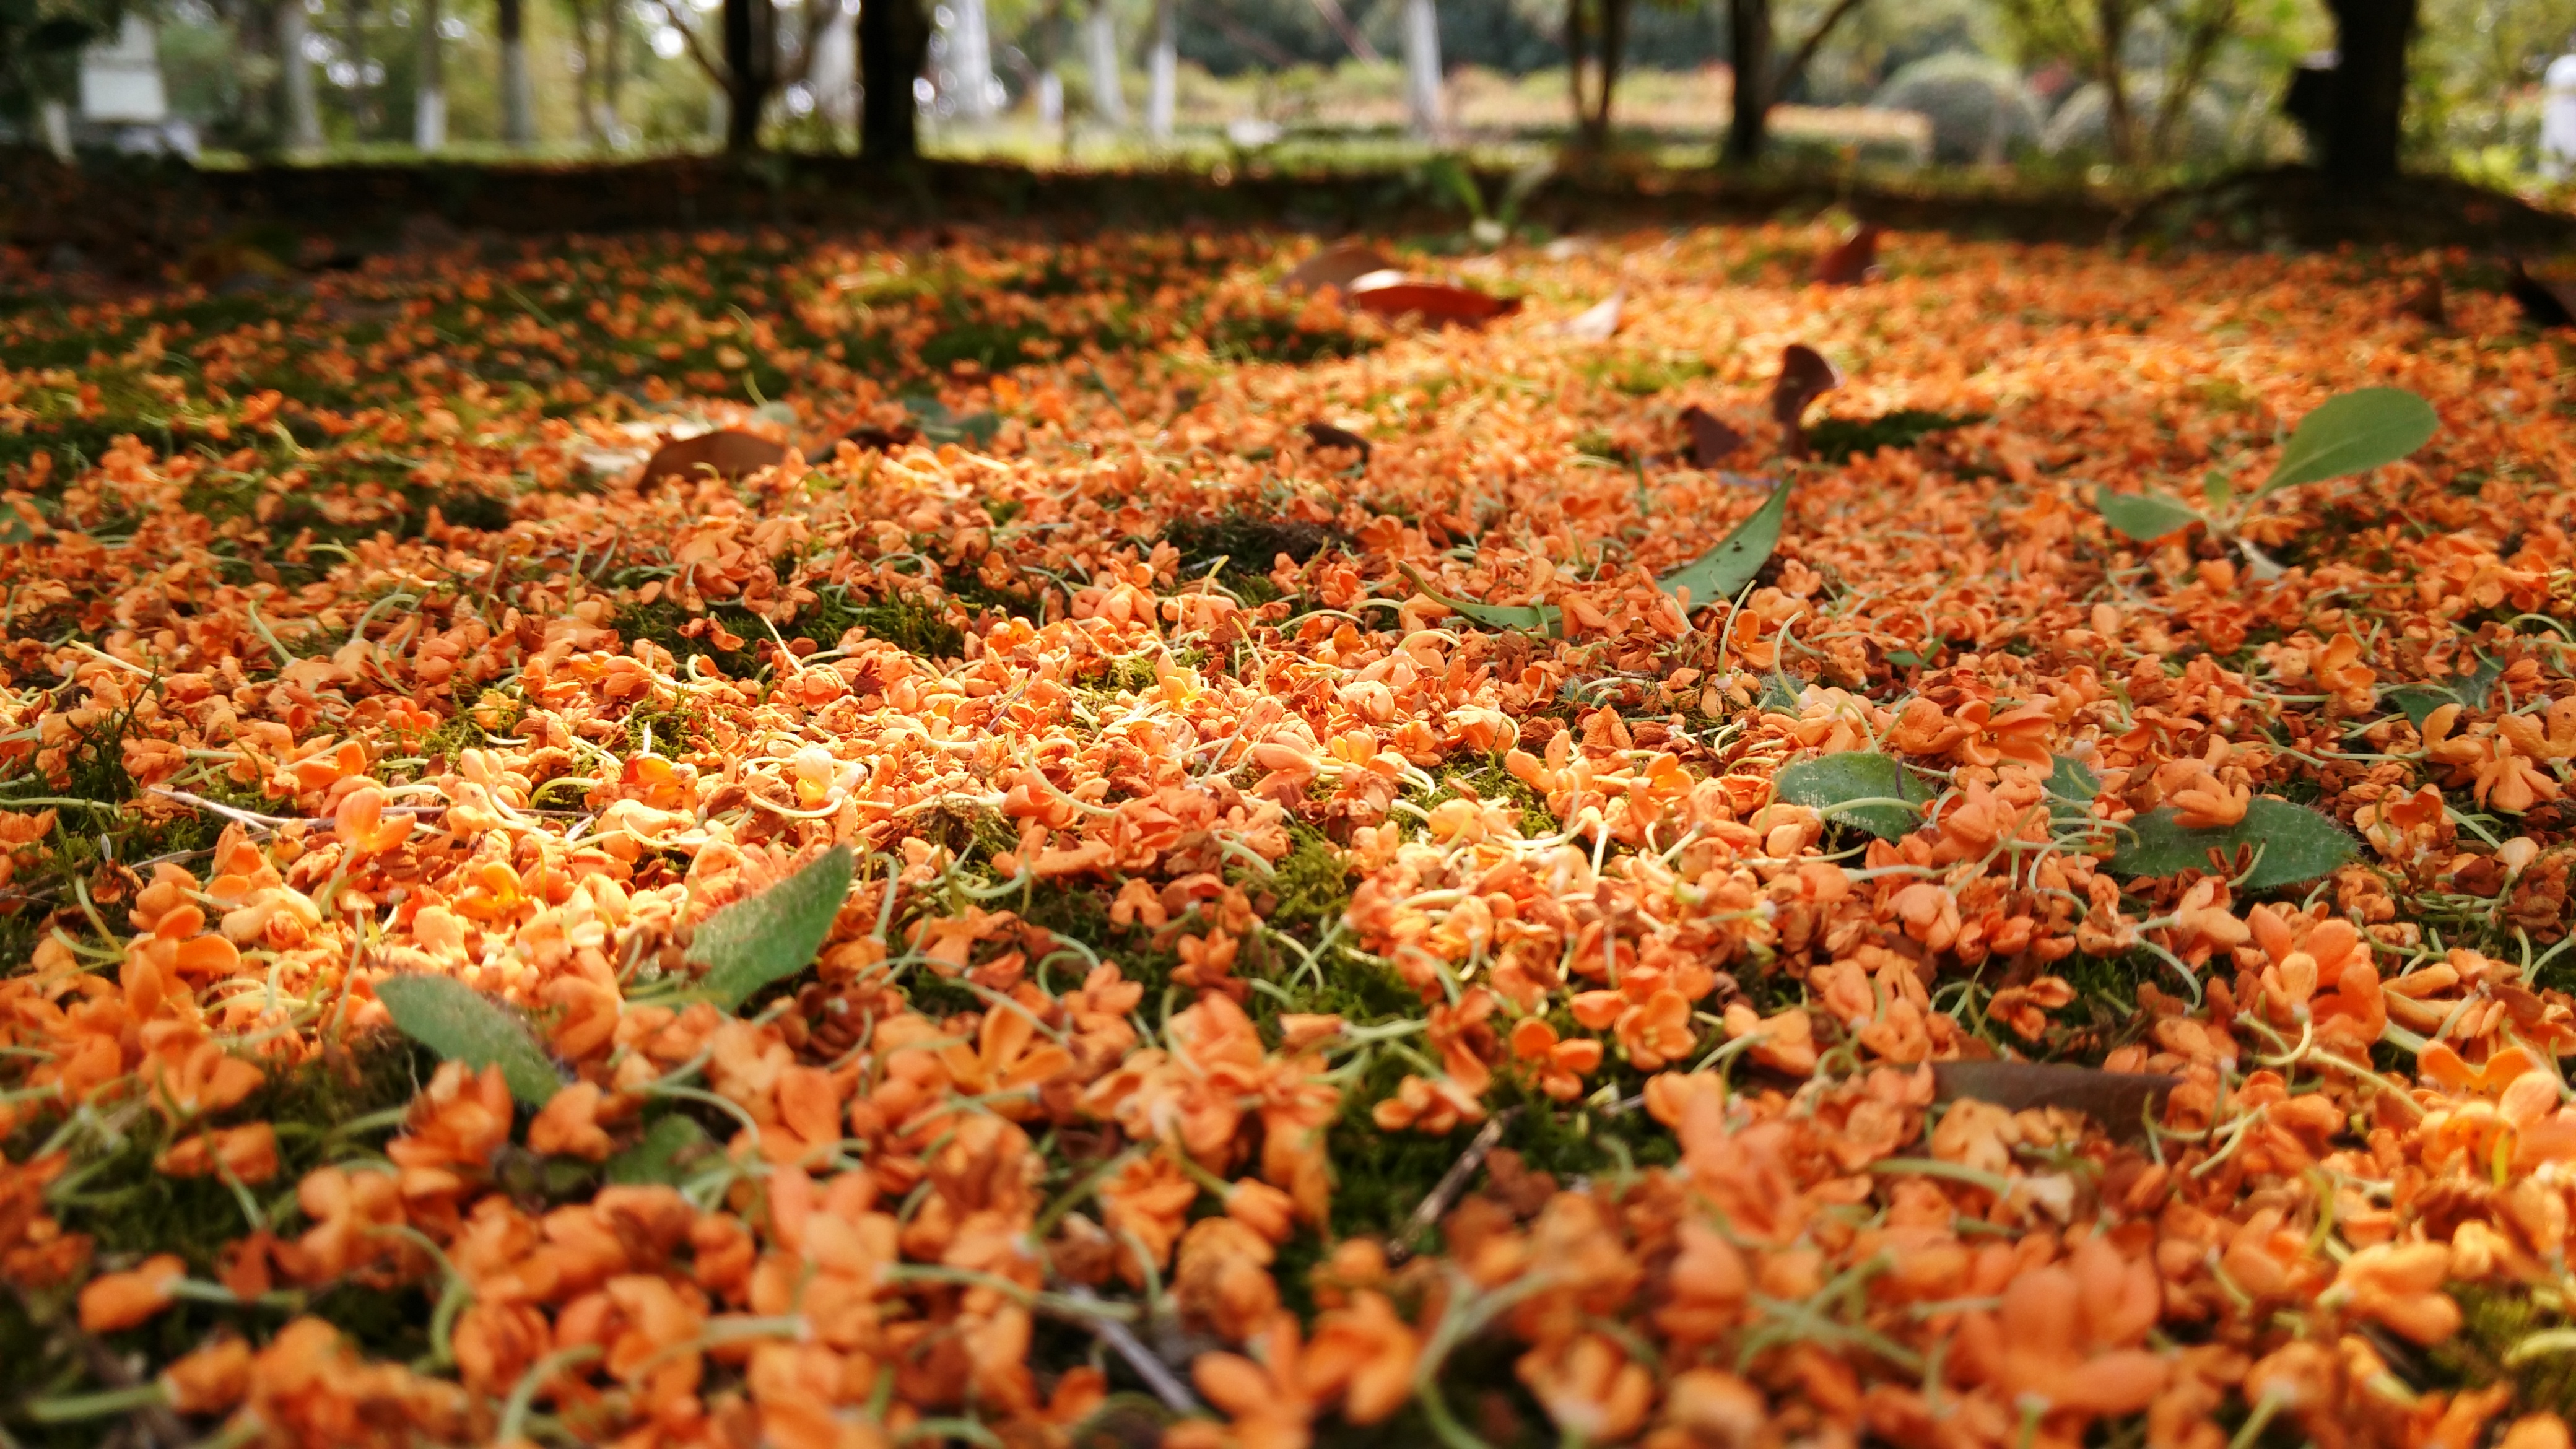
416;0;446;146
1565;0;1588;147
567;0;597;145
1084;0;1123;124
2320;0;2415;180
1722;0;1770;166
343;0;377;133
1592;0;1628;142
598;0;625;142
951;0;995;120
1146;0;1175;142
1401;0;1441;138
859;0;929;157
498;0;535;145
2095;0;2133;164
720;0;773;151
280;0;322;148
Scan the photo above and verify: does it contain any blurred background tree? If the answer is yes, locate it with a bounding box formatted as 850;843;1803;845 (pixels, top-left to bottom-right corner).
28;0;2571;193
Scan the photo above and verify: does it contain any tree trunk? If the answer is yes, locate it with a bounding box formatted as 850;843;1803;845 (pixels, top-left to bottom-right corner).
951;0;995;120
598;0;626;145
1401;0;1441;139
1722;0;1770;166
279;0;322;149
2095;0;2133;165
343;0;378;133
1084;0;1123;124
2320;0;2414;181
1565;0;1589;147
416;0;445;146
1145;0;1175;142
567;0;598;146
1591;0;1628;144
498;0;534;146
860;0;929;158
719;0;773;151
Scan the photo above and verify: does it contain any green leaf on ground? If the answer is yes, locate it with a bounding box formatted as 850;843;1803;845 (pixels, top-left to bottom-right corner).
1774;752;1934;840
2253;386;2437;500
2045;754;2104;832
2106;798;2356;892
1398;563;1564;637
2094;488;2203;542
690;844;856;1009
1658;482;1791;610
606;1113;719;1186
376;973;562;1107
2380;684;2458;729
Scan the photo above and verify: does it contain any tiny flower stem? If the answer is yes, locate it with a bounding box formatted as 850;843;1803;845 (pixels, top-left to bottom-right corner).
24;1382;170;1422
498;1344;602;1444
2226;1386;2292;1449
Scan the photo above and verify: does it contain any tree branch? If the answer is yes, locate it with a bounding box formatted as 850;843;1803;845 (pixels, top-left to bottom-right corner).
775;0;840;90
650;0;729;87
1772;0;1868;100
1306;0;1380;64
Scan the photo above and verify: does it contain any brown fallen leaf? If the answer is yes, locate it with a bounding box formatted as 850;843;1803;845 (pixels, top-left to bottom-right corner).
1347;271;1520;325
2510;260;2576;330
1302;420;1372;464
1678;405;1747;468
839;423;920;452
1931;1061;2180;1141
1281;243;1396;294
1771;344;1842;458
1816;223;1882;287
2395;276;2446;328
639;429;790;485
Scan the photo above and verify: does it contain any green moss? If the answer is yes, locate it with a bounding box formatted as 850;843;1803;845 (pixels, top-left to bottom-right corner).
1804;409;1986;462
1442;754;1557;837
2426;1286;2576;1420
846;594;965;659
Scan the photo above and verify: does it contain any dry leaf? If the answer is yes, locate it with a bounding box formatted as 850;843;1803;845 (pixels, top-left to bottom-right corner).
2395;276;2446;328
1303;420;1372;464
1281;243;1396;294
639;429;791;485
1347;271;1519;325
839;422;920;452
1678;405;1747;468
1931;1061;2179;1141
1555;291;1623;341
1772;344;1842;459
2510;261;2576;330
1816;223;1882;287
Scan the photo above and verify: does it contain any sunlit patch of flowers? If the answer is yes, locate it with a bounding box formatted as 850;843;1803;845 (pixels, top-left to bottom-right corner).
0;218;2570;1448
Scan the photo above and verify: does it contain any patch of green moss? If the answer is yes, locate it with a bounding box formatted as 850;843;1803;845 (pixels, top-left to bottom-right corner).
2427;1286;2576;1420
1804;409;1986;462
1162;516;1348;576
1442;754;1557;837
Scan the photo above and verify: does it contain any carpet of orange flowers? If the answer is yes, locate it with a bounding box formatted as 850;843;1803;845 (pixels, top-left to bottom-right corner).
0;220;2573;1449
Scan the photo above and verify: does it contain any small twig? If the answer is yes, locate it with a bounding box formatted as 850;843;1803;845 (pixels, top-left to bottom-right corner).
1390;1110;1517;1264
147;785;300;830
1063;1287;1201;1414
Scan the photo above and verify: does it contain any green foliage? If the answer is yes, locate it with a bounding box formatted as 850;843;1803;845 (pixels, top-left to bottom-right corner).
2089;388;2436;546
1773;751;1933;839
2105;798;2356;893
1397;562;1563;637
1803;409;1986;461
2253;388;2440;500
687;844;856;1009
606;1112;721;1186
1658;482;1791;611
376;973;563;1105
2095;486;2204;542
